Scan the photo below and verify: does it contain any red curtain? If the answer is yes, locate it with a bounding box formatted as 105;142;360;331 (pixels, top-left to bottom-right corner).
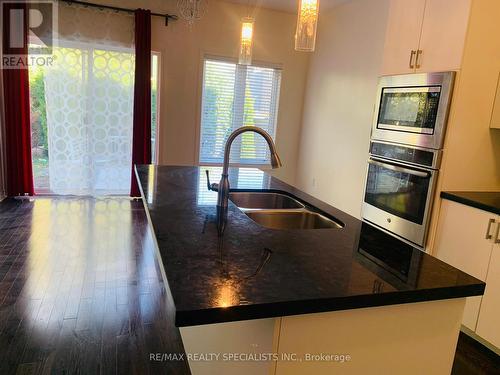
130;9;152;197
2;3;34;196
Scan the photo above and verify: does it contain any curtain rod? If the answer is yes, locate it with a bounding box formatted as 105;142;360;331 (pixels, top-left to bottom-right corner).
61;0;178;26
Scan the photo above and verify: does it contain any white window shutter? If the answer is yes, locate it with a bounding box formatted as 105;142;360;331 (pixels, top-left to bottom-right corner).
199;58;282;165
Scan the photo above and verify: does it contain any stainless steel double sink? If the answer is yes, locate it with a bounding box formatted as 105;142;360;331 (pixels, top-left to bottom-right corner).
228;191;344;230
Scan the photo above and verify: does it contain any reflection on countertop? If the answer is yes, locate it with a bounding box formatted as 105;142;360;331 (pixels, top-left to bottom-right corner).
441;191;500;215
197;167;272;206
136;165;485;327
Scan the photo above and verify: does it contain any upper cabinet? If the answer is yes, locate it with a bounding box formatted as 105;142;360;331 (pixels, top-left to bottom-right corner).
490;72;500;129
381;0;426;75
381;0;471;75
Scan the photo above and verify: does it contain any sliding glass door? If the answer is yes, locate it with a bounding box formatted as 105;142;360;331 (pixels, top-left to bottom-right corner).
29;46;159;195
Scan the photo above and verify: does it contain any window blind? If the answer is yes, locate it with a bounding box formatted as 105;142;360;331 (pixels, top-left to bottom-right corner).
199;58;282;165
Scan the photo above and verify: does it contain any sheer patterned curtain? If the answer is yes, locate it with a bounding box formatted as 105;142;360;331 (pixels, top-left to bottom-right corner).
42;3;135;195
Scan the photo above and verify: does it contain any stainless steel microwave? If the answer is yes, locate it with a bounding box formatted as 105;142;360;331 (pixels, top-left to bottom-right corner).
371;72;455;150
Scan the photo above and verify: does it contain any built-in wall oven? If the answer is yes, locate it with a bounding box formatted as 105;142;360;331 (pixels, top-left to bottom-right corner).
363;72;455;248
371;71;455;150
362;141;442;248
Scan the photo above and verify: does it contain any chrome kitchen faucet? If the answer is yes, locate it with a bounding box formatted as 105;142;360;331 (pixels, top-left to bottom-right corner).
207;126;282;234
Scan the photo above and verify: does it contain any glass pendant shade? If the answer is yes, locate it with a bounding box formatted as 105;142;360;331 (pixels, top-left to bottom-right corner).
177;0;208;26
295;0;319;52
239;17;254;65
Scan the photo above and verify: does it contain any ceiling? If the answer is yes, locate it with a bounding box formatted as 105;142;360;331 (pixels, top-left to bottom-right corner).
224;0;350;13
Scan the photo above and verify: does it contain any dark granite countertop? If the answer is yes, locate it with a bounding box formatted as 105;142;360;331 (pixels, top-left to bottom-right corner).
441;191;500;215
136;165;485;327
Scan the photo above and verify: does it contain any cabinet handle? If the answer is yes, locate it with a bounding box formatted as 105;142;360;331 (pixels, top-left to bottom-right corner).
415;50;422;69
495;221;500;244
485;218;495;239
409;50;416;69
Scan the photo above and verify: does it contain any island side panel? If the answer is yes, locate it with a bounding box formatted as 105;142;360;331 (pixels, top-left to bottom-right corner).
275;298;466;375
180;318;278;375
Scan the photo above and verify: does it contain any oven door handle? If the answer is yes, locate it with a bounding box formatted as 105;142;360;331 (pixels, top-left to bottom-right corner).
368;159;431;178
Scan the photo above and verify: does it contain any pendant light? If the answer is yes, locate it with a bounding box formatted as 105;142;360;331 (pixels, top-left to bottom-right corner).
239;1;254;65
239;17;254;65
295;0;320;52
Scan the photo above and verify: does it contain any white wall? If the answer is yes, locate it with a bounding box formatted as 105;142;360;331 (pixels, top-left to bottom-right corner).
437;0;500;191
427;0;500;251
152;1;310;185
295;0;390;218
89;0;310;185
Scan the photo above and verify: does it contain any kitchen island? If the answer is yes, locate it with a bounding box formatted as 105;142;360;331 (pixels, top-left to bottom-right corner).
136;165;485;375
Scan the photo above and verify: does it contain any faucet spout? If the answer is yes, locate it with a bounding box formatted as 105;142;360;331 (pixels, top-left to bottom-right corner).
216;126;282;234
220;126;281;178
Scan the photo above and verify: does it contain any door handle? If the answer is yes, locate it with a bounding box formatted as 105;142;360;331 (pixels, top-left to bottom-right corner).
409;50;416;69
368;159;431;178
494;221;500;244
415;50;423;69
485;218;495;239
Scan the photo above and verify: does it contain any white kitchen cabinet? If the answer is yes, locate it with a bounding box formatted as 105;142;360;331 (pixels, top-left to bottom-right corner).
418;0;471;72
381;0;471;75
181;299;466;375
434;199;496;331
434;198;500;349
381;0;426;75
476;241;500;348
490;72;500;129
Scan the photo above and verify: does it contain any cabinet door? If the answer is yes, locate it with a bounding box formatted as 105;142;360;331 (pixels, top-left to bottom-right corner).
417;0;471;72
434;200;494;331
490;72;500;129
381;0;426;75
476;225;500;348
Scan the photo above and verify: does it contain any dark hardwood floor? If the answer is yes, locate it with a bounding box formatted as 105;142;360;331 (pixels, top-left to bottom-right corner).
452;332;500;375
0;197;498;374
0;197;188;374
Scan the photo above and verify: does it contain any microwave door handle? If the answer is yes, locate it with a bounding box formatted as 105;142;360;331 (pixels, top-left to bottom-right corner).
368;159;431;178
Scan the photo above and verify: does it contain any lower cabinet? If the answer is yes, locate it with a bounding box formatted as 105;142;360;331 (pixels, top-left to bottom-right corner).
434;199;499;348
180;299;465;375
476;244;500;347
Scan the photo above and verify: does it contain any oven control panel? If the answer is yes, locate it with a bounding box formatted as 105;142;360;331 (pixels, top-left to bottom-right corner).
369;141;440;169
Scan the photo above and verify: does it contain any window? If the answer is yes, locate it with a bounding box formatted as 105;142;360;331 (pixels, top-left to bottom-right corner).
199;58;282;165
197;167;271;206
